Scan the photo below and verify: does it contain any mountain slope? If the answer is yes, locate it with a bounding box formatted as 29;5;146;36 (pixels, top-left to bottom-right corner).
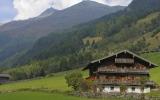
0;1;124;67
15;0;160;67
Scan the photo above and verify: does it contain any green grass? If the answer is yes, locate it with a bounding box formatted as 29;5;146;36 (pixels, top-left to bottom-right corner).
0;69;88;92
0;91;101;100
0;70;92;100
142;52;160;65
142;52;160;84
0;72;68;92
0;91;129;100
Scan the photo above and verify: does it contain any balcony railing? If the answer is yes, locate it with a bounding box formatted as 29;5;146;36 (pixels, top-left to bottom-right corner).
98;68;149;74
97;80;139;85
96;80;154;86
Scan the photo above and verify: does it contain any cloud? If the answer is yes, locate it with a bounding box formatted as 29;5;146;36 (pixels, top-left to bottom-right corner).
13;0;83;20
13;0;133;20
13;0;54;20
52;0;82;10
103;0;133;6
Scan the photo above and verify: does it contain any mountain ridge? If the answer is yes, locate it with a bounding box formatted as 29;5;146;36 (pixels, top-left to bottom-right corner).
38;8;59;18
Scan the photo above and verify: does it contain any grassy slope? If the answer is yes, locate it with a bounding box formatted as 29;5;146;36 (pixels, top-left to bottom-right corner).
0;70;88;92
142;52;160;84
0;52;159;99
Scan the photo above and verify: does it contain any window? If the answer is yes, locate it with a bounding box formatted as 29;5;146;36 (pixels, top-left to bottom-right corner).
132;87;135;91
111;87;114;90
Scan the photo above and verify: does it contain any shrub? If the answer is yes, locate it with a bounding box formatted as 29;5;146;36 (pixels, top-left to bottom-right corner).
79;79;94;92
65;72;83;91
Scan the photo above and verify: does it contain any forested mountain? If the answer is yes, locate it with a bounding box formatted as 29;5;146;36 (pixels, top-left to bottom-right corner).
0;1;124;67
15;0;160;67
1;0;160;80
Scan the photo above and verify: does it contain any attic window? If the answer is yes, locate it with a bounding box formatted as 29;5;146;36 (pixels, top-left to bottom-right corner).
115;58;134;64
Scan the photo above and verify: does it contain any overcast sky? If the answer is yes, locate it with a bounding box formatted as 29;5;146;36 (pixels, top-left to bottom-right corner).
0;0;133;23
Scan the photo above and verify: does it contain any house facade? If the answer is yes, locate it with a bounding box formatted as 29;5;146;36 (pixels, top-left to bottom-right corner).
83;50;158;93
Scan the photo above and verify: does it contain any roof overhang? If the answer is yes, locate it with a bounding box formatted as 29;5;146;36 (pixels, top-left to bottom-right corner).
83;50;159;70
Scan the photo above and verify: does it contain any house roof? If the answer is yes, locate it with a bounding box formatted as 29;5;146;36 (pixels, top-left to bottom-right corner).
83;50;159;70
0;74;11;78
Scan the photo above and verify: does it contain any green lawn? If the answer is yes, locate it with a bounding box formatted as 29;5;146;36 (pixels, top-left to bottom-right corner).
0;91;100;100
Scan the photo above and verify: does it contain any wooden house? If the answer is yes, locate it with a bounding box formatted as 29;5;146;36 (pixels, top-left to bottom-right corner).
0;74;10;84
83;50;158;93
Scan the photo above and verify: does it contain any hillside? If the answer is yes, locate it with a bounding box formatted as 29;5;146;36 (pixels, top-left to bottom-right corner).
142;52;160;84
14;0;160;69
0;1;124;67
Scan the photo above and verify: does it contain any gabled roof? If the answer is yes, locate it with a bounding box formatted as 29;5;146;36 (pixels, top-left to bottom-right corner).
83;50;159;70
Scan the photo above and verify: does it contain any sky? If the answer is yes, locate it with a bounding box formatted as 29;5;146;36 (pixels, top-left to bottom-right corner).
0;0;133;23
0;0;16;23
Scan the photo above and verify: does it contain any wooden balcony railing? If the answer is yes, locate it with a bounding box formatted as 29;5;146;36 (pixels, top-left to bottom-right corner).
97;79;140;85
96;80;154;86
98;68;149;74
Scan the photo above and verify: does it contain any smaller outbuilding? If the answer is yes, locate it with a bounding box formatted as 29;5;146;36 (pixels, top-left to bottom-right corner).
0;74;11;84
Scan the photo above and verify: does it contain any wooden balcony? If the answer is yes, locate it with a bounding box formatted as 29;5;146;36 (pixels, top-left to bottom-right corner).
97;79;139;85
96;80;155;86
96;79;154;86
97;68;149;74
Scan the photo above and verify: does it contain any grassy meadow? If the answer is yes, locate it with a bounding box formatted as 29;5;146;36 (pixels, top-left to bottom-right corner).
0;91;102;100
0;69;89;92
0;52;159;100
142;52;160;84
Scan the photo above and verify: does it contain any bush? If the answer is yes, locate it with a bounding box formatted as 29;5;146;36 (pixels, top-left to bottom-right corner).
65;72;83;91
79;79;94;92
